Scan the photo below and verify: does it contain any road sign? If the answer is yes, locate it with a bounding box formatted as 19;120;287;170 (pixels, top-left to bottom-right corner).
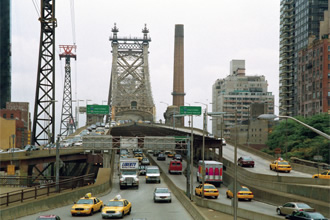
313;155;323;161
179;106;202;115
87;105;109;115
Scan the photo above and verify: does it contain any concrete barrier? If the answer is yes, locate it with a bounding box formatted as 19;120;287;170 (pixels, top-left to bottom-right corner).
0;150;116;220
193;197;283;220
147;154;208;220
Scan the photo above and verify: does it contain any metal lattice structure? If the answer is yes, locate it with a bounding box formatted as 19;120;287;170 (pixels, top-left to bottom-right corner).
59;45;76;138
107;24;155;123
32;0;57;146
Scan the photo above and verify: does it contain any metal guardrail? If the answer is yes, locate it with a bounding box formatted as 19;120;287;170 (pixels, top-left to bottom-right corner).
0;176;81;187
0;173;95;207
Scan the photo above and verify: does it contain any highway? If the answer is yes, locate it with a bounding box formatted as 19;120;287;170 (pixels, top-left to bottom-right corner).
222;143;312;177
150;153;282;219
17;154;193;220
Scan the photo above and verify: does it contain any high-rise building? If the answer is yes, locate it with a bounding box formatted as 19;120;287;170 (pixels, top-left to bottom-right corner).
212;60;274;140
279;0;328;116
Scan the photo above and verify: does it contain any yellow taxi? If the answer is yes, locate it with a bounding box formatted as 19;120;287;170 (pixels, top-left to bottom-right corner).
167;152;175;158
312;170;330;179
71;193;103;216
269;158;292;172
195;183;219;199
102;195;132;219
134;153;143;162
226;186;254;201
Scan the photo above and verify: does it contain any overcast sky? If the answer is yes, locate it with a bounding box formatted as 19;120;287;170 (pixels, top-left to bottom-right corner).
11;0;280;133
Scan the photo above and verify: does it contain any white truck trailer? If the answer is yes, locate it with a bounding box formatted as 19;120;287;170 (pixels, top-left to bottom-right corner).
196;160;223;187
119;158;139;189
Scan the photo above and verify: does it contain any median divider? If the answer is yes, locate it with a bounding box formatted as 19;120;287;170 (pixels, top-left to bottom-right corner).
147;154;208;220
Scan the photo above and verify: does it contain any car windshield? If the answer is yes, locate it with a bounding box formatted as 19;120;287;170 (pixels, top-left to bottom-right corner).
139;166;146;170
204;185;216;189
240;187;250;191
308;213;324;218
77;199;93;204
122;170;136;175
242;156;252;160
296;203;311;208
147;169;159;173
106;201;123;207
155;188;169;193
278;161;289;165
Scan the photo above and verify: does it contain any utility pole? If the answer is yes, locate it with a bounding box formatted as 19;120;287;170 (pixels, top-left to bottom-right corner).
59;45;77;139
32;0;57;146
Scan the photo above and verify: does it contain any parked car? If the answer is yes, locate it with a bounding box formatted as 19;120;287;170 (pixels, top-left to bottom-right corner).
195;183;219;199
157;153;166;161
168;160;182;174
276;202;315;216
36;215;61;220
95;128;105;135
173;154;182;161
285;211;327;220
237;156;255;167
312;170;330;179
141;158;150;165
153;187;171;203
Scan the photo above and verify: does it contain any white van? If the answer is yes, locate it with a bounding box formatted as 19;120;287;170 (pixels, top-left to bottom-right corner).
146;166;160;183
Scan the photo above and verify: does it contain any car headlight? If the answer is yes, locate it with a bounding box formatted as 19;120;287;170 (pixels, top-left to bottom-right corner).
146;176;148;179
120;178;124;182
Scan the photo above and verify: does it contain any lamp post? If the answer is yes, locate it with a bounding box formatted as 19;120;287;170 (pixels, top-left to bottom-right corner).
72;99;84;129
55;135;60;192
258;114;330;140
185;103;191;127
233;110;238;220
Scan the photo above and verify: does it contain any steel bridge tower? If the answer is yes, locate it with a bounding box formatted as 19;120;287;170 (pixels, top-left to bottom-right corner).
59;45;76;138
32;0;57;145
107;24;155;123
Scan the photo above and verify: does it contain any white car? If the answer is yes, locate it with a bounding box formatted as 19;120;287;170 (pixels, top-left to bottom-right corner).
153;187;171;203
6;148;25;153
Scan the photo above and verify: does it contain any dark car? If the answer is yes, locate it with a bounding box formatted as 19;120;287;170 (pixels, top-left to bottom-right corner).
153;150;161;157
238;156;255;167
157;153;166;161
139;165;147;175
285;211;328;220
173;154;182;161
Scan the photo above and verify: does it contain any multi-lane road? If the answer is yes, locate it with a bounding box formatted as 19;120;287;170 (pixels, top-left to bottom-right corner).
17;142;320;219
18;155;193;220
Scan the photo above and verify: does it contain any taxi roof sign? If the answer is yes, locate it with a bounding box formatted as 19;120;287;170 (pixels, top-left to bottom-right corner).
114;194;122;200
85;193;92;198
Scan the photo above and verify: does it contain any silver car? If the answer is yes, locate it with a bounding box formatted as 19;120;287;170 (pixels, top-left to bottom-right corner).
276;202;315;215
153;187;171;203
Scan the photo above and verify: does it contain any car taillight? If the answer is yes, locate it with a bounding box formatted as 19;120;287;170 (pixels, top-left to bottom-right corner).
237;192;241;195
299;209;303;211
204;190;207;192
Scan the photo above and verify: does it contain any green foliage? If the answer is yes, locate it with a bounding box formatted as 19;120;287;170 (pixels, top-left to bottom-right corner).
266;113;330;164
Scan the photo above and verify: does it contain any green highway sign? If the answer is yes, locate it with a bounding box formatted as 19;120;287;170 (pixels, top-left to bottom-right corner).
87;105;109;115
179;106;202;115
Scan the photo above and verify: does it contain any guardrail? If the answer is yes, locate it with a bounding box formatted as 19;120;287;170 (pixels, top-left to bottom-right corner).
0;173;95;207
0;175;82;187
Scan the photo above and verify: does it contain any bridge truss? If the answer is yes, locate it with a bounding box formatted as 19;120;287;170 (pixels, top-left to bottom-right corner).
107;24;155;123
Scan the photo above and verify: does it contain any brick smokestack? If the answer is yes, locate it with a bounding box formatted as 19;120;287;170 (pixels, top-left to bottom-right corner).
172;24;185;108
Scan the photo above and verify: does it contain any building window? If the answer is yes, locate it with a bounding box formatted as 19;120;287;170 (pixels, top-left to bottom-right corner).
10;114;14;119
3;114;6;118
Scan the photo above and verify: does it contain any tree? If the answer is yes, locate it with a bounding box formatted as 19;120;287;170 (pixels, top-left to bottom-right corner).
265;113;330;164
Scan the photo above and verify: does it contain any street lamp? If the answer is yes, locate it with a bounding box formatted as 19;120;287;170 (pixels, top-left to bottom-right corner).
72;99;84;129
258;114;330;140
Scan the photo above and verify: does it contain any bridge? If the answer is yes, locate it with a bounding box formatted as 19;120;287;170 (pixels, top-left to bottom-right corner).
1;2;329;219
